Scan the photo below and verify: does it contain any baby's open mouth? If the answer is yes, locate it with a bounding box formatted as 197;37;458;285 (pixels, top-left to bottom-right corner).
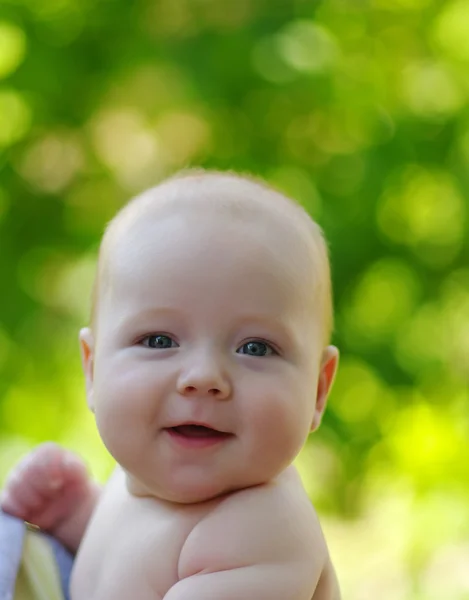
169;425;231;439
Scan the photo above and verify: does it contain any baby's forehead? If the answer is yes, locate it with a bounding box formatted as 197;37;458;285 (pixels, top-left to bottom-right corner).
100;174;327;292
93;173;333;344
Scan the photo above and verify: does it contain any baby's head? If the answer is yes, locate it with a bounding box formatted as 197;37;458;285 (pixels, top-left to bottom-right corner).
80;170;338;503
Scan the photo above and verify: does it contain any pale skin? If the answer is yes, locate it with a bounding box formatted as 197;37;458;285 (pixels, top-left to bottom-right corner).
1;174;341;599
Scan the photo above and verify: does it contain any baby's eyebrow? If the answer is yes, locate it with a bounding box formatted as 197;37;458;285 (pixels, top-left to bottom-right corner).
116;306;184;329
129;306;182;319
235;315;302;345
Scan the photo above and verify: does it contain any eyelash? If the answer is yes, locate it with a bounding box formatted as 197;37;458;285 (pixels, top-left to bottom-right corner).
236;339;278;357
139;334;178;349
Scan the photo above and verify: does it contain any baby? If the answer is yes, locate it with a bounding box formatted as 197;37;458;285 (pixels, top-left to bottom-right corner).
2;170;340;599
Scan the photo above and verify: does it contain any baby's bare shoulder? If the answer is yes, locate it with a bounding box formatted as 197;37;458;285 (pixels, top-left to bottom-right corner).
179;467;328;579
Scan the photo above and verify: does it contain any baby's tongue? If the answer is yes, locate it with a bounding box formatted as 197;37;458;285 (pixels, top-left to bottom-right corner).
173;425;220;438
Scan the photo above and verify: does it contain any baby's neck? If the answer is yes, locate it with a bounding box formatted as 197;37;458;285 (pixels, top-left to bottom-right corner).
122;464;300;506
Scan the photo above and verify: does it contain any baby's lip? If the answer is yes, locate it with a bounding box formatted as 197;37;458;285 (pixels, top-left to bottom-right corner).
164;422;232;436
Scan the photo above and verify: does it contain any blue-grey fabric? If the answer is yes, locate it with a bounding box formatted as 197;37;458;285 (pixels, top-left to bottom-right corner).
48;534;73;600
0;511;25;600
0;511;73;600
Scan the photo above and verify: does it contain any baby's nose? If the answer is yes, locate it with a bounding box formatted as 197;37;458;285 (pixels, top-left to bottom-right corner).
177;359;231;399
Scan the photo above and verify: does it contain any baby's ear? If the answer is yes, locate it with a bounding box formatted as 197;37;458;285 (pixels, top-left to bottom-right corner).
311;345;339;432
79;327;95;413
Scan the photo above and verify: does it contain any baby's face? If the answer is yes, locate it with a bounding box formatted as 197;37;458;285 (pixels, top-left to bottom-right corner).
84;205;330;503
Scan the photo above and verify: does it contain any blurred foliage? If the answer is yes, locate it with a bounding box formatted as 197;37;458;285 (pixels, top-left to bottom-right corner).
0;0;468;598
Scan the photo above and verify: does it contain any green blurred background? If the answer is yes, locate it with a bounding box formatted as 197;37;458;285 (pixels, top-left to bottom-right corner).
0;0;468;598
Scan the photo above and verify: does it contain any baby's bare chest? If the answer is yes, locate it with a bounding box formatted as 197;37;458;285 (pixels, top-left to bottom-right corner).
71;491;207;600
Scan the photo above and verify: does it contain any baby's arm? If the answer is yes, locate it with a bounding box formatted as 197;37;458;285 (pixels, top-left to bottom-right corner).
165;565;339;600
0;443;101;553
164;565;315;600
164;484;340;600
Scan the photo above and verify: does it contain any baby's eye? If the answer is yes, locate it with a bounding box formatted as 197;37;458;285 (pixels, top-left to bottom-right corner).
237;340;276;357
141;335;178;349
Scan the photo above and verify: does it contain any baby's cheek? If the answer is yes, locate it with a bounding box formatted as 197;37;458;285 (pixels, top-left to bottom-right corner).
249;386;307;449
98;361;148;401
95;362;170;434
